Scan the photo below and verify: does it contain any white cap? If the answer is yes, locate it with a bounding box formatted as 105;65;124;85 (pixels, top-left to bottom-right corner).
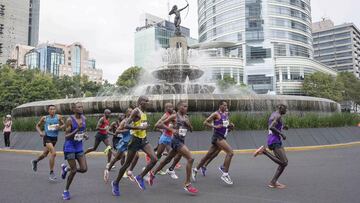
6;115;11;118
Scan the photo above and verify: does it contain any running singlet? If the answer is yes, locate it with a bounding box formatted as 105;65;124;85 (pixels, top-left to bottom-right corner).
64;115;86;153
214;111;229;137
44;114;59;137
132;109;147;139
121;128;131;142
163;112;174;137
174;113;188;141
267;112;283;146
98;116;110;135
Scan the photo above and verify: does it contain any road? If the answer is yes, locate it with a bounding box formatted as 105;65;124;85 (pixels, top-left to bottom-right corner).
0;146;359;203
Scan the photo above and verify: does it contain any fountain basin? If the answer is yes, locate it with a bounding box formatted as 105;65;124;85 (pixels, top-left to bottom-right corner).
12;94;340;117
152;64;204;83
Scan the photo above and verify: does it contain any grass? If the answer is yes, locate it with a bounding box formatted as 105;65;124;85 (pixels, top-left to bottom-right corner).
1;112;359;132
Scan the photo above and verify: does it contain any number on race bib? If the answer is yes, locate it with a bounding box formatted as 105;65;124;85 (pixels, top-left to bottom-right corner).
47;124;58;131
222;120;229;128
74;133;85;141
178;128;187;137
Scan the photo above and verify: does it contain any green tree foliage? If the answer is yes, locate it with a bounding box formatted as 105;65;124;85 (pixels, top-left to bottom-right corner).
337;72;360;104
217;75;237;91
302;72;344;102
116;66;143;89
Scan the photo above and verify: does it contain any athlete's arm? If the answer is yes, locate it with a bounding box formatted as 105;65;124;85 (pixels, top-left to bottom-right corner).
57;115;65;130
35;116;46;137
115;119;128;133
158;114;177;133
154;114;169;130
269;115;286;140
108;122;116;136
204;113;221;129
185;116;193;132
96;117;108;131
125;109;148;130
64;118;79;139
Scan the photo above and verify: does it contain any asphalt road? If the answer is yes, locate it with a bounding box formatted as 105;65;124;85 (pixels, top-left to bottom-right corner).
0;146;359;203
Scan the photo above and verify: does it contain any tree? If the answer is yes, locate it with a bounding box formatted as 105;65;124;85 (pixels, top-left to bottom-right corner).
337;72;360;103
22;73;60;102
217;75;237;91
302;72;344;102
0;66;24;114
116;66;143;89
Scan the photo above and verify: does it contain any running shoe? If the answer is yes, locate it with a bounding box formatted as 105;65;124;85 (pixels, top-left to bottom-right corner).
104;169;109;183
184;184;199;194
106;163;116;171
254;146;265;157
175;163;182;170
104;146;112;154
191;168;198;182
62;190;71;200
31;160;37;172
111;181;120;196
219;165;225;174
135;175;146;190
158;170;167;175
221;174;233;185
123;172;128;178
200;166;207;176
148;171;155;186
61;163;68;179
49;172;57;181
166;169;178;179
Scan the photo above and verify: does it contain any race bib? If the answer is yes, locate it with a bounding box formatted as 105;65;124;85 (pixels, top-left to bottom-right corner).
141;122;148;127
74;133;85;141
178;128;188;137
47;124;58;131
222;120;229;128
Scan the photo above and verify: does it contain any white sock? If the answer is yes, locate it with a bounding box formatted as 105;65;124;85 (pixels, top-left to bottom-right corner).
223;172;229;176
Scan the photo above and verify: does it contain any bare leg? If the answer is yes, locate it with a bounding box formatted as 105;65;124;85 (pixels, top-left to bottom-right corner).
65;159;77;191
156;144;166;159
269;147;288;186
129;152;139;171
139;144;158;178
196;144;219;170
85;138;101;154
114;150;137;184
35;147;49;162
215;139;234;173
76;155;88;173
204;148;221;168
153;149;177;174
108;152;124;170
103;138;112;163
46;143;56;172
177;145;194;186
168;154;182;171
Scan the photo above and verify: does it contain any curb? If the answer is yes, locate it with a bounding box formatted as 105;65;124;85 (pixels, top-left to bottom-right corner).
1;141;360;157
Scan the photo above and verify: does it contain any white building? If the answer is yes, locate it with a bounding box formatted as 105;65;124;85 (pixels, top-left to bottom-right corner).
196;0;337;95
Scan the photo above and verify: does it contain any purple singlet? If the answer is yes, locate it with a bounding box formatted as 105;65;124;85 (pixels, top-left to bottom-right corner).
267;112;283;146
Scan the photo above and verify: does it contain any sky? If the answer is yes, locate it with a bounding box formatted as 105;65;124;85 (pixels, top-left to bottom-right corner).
39;0;360;83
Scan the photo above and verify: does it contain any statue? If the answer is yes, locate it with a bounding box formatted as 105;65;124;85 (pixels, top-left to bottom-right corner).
169;2;189;36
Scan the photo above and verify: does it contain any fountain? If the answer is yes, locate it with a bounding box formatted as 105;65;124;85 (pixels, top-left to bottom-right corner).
12;4;341;117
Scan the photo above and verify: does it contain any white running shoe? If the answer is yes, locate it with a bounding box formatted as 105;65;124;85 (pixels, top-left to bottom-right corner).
166;169;178;179
127;171;135;182
191;168;198;182
221;174;233;185
106;163;115;171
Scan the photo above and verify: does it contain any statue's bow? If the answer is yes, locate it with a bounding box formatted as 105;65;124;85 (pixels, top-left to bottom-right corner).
184;0;189;20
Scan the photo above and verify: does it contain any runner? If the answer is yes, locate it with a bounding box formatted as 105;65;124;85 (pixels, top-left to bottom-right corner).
192;100;235;185
2;115;12;149
108;114;126;168
254;104;289;189
60;102;89;200
152;103;181;179
104;107;139;183
111;96;158;196
31;105;65;181
85;109;112;167
149;101;199;194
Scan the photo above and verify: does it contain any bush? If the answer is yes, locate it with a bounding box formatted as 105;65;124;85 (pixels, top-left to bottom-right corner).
2;113;359;132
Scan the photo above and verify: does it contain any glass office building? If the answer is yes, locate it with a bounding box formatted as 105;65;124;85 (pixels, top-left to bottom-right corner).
197;0;337;95
313;20;360;78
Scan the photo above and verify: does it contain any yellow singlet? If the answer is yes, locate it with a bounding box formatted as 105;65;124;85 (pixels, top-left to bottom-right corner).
132;109;147;139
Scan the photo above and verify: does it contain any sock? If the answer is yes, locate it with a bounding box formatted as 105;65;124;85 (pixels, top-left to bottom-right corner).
223;172;228;176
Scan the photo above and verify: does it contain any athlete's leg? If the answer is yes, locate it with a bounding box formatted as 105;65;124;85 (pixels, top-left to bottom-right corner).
204;148;221;168
120;154;126;165
46;143;56;172
196;144;219;170
108;152;124;170
156;144;167;159
216;139;234;173
139;144;158;178
76;154;88;173
85;136;101;154
269;147;288;186
168;153;182;171
65;159;77;190
177;145;194;186
153;149;178;174
129;152;139;171
35;147;50;162
114;150;137;184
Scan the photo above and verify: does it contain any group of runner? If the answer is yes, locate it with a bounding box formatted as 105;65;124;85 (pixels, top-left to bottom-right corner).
30;96;289;200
